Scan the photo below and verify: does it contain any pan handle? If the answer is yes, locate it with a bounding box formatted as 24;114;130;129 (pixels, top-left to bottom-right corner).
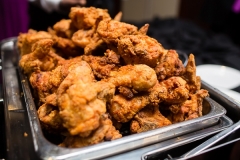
179;120;240;159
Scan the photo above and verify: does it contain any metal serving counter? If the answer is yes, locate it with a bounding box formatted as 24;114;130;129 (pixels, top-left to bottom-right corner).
1;38;240;160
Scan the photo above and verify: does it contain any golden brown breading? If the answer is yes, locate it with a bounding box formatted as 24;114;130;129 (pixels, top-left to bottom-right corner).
82;50;120;79
18;29;52;56
183;54;201;94
29;56;84;103
166;89;209;123
57;61;116;137
19;39;65;76
149;77;189;105
97;20;139;45
130;105;172;133
117;34;165;68
108;64;157;92
59;114;122;148
69;7;111;30
52;36;83;57
108;94;150;123
138;24;150;35
52;19;77;38
155;50;185;80
38;102;64;132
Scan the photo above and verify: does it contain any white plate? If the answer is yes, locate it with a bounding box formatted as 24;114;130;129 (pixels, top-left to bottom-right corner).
217;88;240;103
197;64;240;89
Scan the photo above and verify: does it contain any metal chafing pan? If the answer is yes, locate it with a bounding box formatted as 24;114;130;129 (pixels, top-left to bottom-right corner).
1;38;228;160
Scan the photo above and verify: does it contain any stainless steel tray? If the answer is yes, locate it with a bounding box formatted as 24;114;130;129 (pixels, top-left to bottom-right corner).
1;38;228;160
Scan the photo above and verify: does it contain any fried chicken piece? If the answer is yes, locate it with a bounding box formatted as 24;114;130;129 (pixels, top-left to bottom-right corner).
97;20;139;45
52;19;77;38
149;77;189;105
108;64;157;92
130;105;172;134
29;56;84;103
17;29;52;55
38;102;64;132
30;66;63;103
59;114;122;148
57;61;115;136
52;36;83;57
72;27;105;55
69;7;111;30
166;89;209;123
183;54;201;93
72;29;95;48
117;34;166;67
19;39;65;76
109;94;150;123
82;50;120;79
155;50;185;80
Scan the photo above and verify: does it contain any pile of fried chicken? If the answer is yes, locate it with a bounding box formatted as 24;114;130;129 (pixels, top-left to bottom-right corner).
17;7;209;148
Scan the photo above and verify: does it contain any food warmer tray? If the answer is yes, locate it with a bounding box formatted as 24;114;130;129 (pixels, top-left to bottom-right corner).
0;38;232;160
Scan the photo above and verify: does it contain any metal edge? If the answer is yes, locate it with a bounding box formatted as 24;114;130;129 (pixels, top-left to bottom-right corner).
0;37;14;160
140;115;233;160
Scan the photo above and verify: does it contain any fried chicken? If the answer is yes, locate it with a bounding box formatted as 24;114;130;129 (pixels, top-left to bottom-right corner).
108;64;157;92
57;61;116;137
51;19;77;39
97;20;139;45
155;50;186;80
149;77;189;105
18;29;52;56
19;39;65;76
17;6;210;149
69;7;111;30
52;36;83;57
82;49;120;79
108;94;150;123
29;56;83;103
183;54;201;93
38;102;64;132
165;89;209;123
59;114;122;148
117;34;166;68
130;105;172;134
